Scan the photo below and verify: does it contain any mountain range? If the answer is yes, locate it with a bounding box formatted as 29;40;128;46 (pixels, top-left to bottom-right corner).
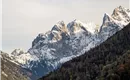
40;21;130;80
1;6;130;80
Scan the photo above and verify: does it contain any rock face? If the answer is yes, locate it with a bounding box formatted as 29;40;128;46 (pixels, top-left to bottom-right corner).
4;6;130;79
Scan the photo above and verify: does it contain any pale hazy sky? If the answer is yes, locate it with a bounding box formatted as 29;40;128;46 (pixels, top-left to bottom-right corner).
2;0;129;53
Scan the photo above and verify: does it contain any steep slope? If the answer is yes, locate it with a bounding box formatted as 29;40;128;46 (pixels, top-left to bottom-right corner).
40;23;130;80
1;51;29;80
8;6;130;79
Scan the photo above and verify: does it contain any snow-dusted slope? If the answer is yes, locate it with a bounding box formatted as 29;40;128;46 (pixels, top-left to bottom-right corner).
10;49;38;66
9;6;130;79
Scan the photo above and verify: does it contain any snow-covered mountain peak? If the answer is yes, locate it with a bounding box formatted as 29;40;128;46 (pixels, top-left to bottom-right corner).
32;22;68;48
114;6;127;13
100;6;130;33
111;6;130;25
67;19;83;33
67;19;98;34
11;49;25;56
100;13;116;31
51;21;66;32
32;20;98;47
103;13;113;23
